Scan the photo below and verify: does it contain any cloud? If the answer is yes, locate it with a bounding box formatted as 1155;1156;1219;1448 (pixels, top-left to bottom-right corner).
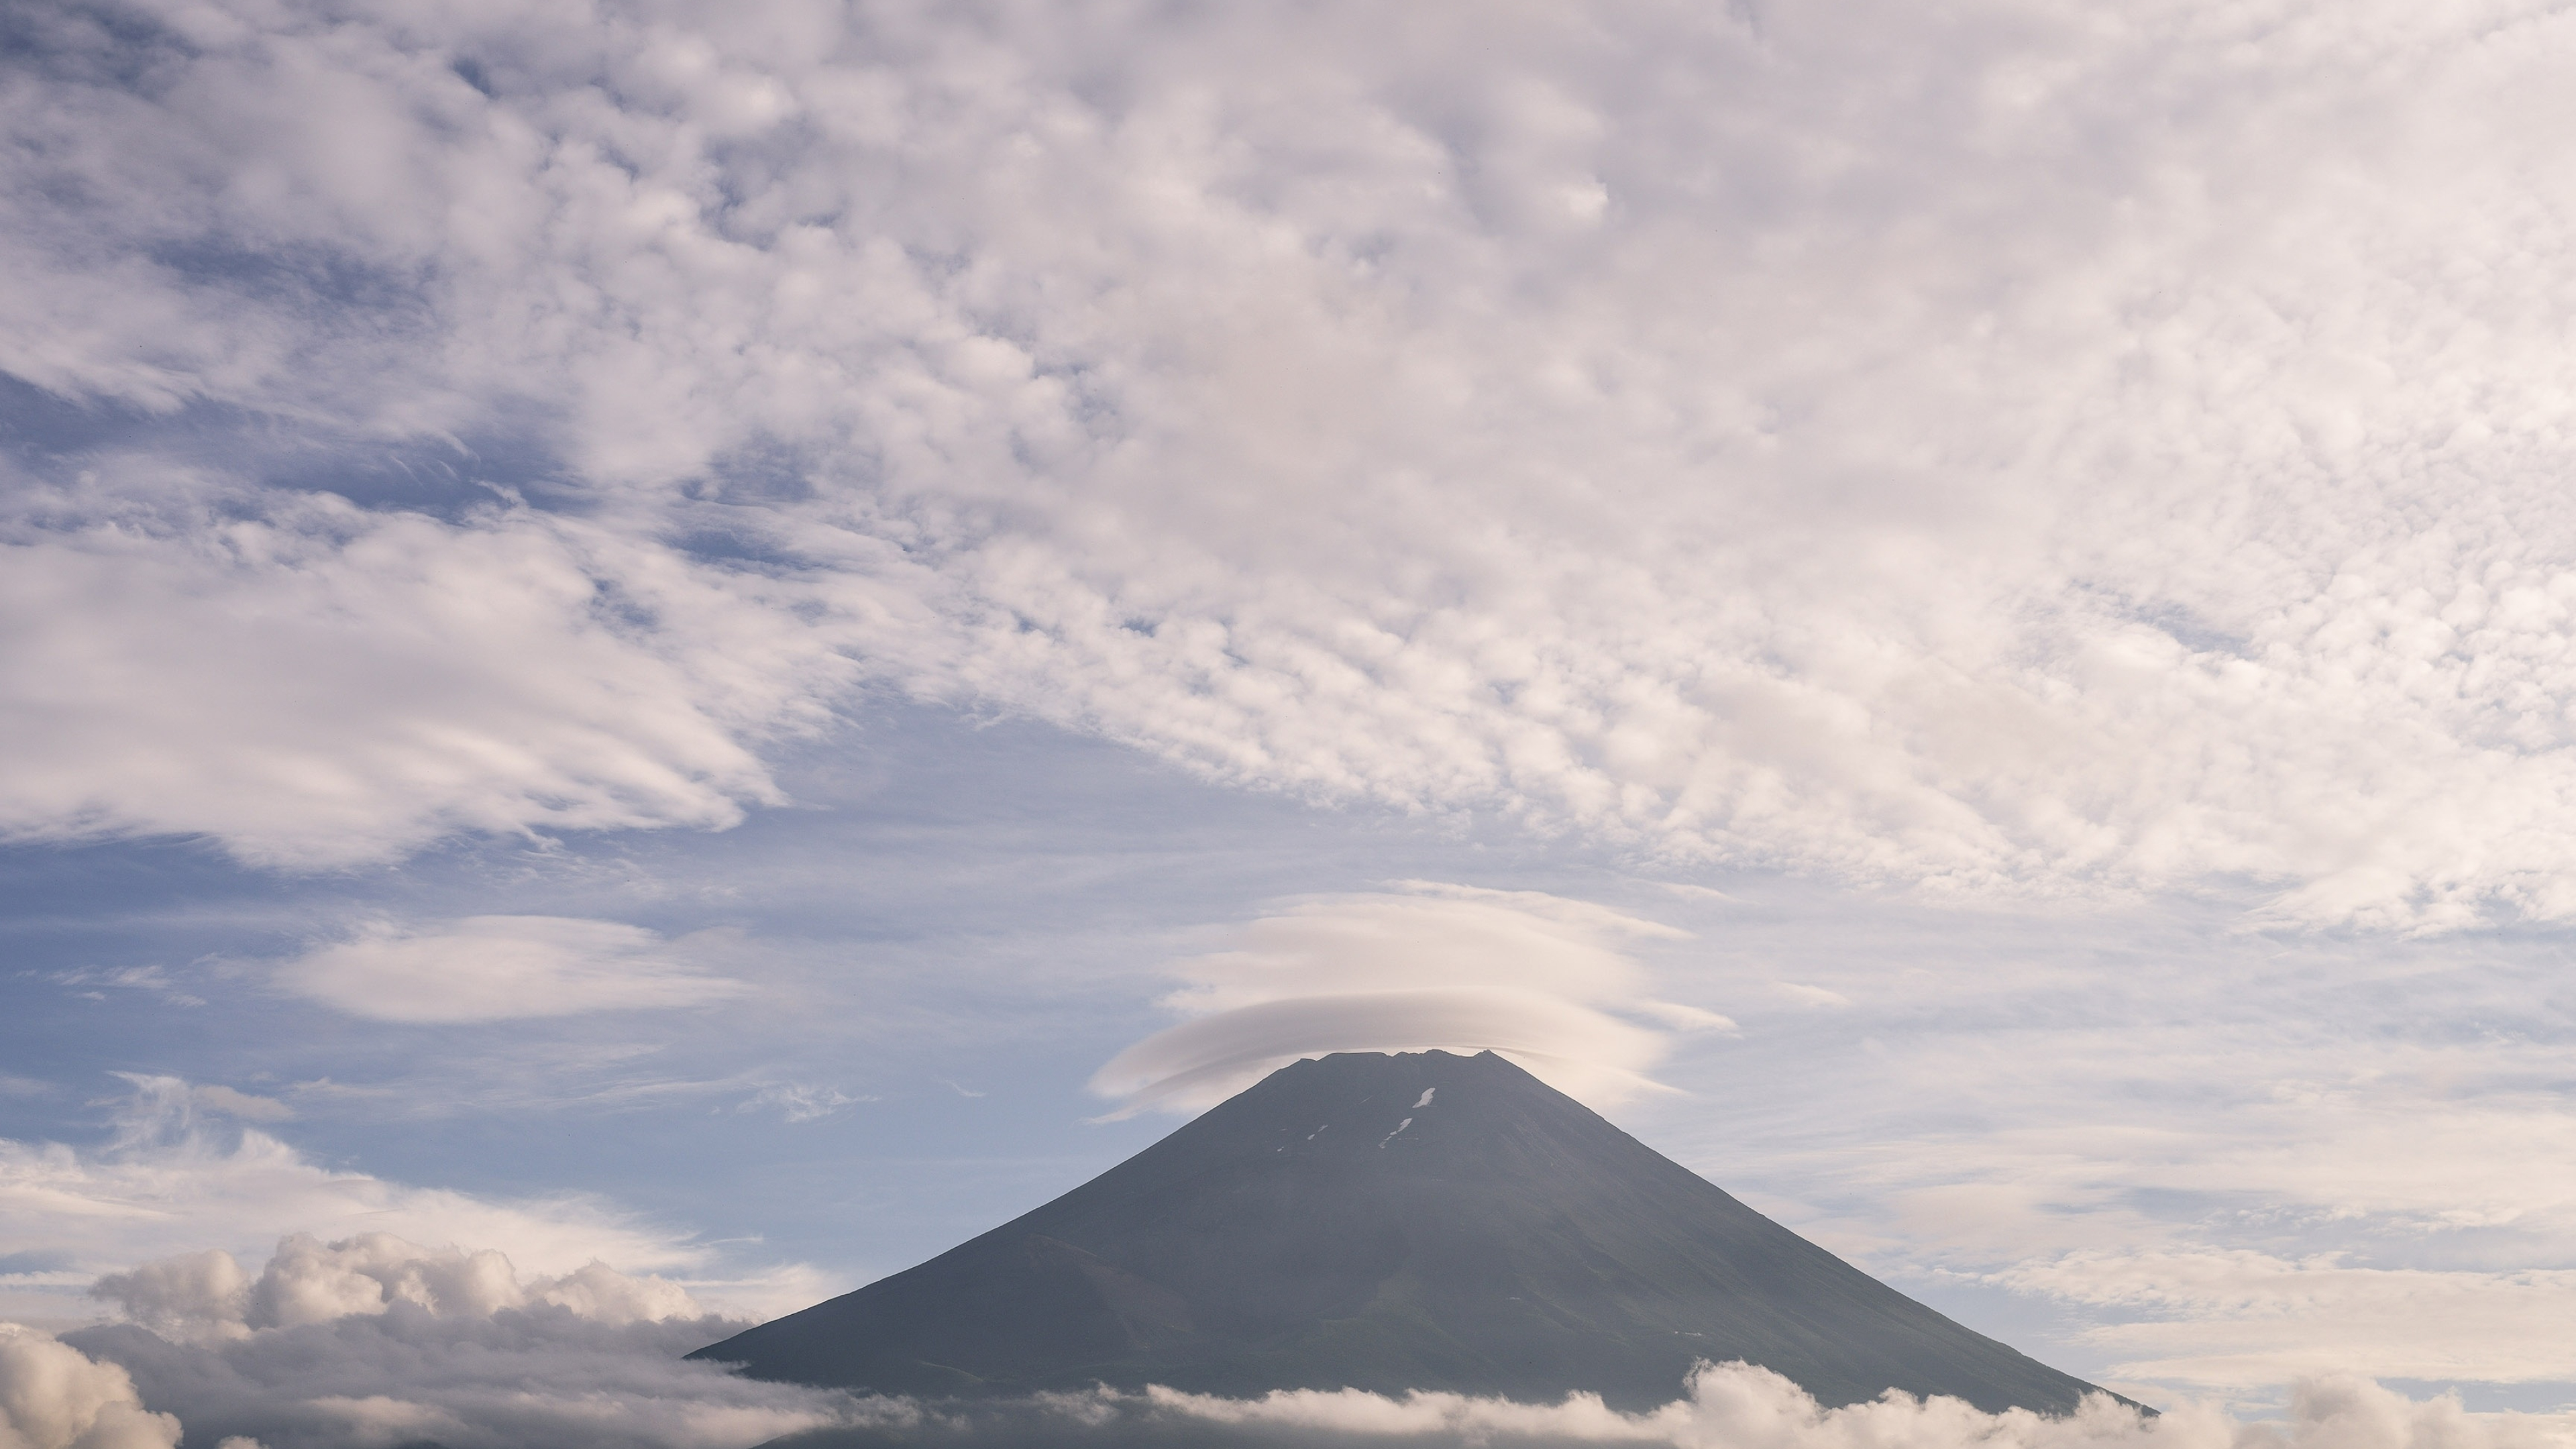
184;1089;290;1124
272;916;751;1023
5;0;2576;924
91;1233;706;1344
1548;897;2576;1403
0;1323;180;1449
675;1363;2575;1448
0;1076;818;1327
54;1239;867;1449
46;969;203;1010
1991;1250;2576;1389
737;1085;873;1124
41;1276;2576;1449
1091;885;1725;1112
1768;985;1852;1010
0;465;844;869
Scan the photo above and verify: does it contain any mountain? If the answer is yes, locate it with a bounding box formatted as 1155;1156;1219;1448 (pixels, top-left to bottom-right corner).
692;1050;2125;1416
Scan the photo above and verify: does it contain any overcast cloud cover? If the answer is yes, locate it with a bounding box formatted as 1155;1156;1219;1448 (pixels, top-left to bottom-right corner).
9;0;2576;1443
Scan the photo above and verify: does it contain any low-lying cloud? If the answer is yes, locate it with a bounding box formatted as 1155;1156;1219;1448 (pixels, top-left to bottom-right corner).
42;1236;861;1449
91;1232;707;1342
1091;885;1728;1112
637;1363;2575;1449
274;915;751;1023
26;1287;2576;1449
0;1076;819;1328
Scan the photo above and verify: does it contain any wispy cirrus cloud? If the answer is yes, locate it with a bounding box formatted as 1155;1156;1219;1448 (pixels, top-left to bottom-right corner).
272;916;750;1024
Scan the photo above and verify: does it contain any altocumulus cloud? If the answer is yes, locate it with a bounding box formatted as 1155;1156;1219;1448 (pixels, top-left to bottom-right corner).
10;0;2576;924
0;466;842;868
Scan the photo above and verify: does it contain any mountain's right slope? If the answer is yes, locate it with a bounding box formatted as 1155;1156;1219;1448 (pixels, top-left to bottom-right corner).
698;1050;2129;1415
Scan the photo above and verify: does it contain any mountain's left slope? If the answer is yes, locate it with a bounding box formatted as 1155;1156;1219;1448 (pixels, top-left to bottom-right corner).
694;1050;2124;1416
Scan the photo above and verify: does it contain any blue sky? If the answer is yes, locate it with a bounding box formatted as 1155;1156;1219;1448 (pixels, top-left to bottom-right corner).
7;0;2576;1443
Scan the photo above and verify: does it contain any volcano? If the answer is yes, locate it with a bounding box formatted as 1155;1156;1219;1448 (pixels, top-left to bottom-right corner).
692;1050;2121;1415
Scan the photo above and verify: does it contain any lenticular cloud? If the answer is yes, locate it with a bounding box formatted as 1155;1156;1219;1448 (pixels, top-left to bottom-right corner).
1091;885;1718;1112
12;0;2576;925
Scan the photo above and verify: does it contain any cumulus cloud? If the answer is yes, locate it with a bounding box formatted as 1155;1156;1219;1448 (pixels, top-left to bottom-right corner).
90;1233;706;1343
273;916;751;1022
1091;884;1727;1111
0;1322;178;1449
0;1076;818;1326
6;0;2576;922
56;1238;865;1449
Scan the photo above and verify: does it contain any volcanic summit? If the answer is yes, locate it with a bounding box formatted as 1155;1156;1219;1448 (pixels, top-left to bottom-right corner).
693;1049;2119;1415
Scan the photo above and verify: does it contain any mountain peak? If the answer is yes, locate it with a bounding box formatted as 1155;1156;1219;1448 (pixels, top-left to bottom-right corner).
693;1049;2123;1415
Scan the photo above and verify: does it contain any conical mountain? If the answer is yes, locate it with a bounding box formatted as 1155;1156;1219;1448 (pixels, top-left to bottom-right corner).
693;1050;2122;1415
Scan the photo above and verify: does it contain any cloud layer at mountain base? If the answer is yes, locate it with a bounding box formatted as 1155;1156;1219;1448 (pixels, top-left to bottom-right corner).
30;1279;2576;1449
0;1077;824;1327
27;1234;861;1449
692;1365;2576;1449
9;0;2576;923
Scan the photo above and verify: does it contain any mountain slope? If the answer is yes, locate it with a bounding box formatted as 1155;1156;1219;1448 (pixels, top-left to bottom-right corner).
692;1050;2121;1413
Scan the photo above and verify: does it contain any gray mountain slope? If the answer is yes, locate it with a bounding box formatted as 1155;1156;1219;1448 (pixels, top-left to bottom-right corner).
692;1050;2126;1415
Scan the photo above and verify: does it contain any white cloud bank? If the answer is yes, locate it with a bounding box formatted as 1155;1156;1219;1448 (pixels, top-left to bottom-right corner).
569;1364;2576;1448
0;1322;177;1449
32;1236;865;1449
0;1077;820;1328
91;1232;707;1342
9;0;2576;924
28;1297;2576;1449
274;915;750;1022
1090;885;1727;1112
1102;1368;2575;1449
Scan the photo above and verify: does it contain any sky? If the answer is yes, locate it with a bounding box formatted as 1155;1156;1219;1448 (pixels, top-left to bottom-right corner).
5;0;2576;1444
